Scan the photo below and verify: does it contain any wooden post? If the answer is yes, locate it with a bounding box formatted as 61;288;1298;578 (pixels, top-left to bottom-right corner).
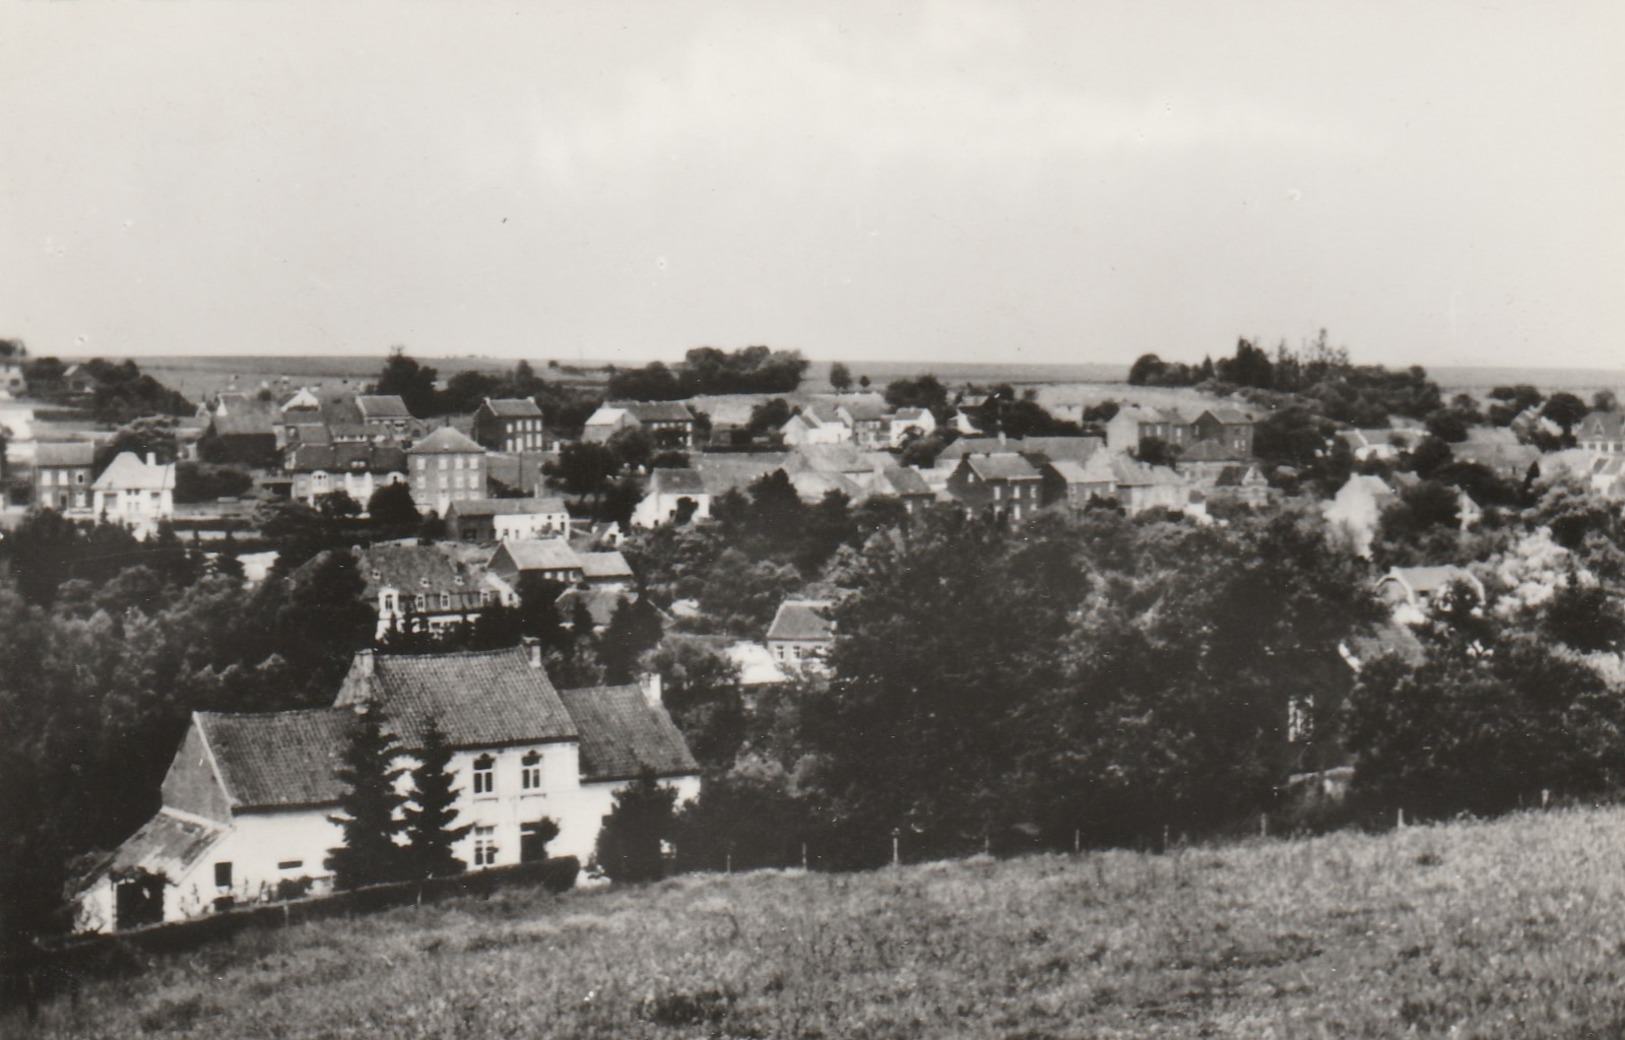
725;852;732;875
801;842;808;871
891;828;901;867
1397;807;1405;829
1162;824;1170;853
1260;813;1268;838
1073;829;1081;855
1542;788;1551;809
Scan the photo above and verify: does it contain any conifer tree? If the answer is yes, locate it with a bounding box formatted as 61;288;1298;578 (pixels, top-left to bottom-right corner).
594;768;678;883
326;704;407;889
402;716;471;879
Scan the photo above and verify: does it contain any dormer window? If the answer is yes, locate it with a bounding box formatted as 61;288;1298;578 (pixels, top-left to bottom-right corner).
420;577;430;588
521;750;542;790
473;754;495;795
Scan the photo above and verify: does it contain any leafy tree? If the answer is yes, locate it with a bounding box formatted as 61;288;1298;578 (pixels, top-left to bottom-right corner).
858;374;871;390
674;756;807;872
548;441;620;505
373;347;437;417
174;461;252;504
316;489;363;519
594;769;679;883
1540;392;1589;442
605;361;684;401
402;716;471;879
653;639;746;770
1424;409;1470;443
1591;389;1618;413
1133;436;1179;468
607;426;654;471
884;374;950;417
600;596;666;684
746;398;792;436
326;704;408;889
367;482;420;526
828;362;853;394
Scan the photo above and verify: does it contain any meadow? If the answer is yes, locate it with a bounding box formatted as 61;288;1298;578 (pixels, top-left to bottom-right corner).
14;805;1625;1039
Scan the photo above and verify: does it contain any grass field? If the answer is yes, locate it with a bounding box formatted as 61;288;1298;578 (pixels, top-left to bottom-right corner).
14;806;1625;1039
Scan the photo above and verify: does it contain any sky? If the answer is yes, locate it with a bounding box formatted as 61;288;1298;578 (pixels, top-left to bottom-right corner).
1;1;1621;371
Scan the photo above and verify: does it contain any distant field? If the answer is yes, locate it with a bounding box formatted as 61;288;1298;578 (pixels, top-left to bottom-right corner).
16;805;1625;1039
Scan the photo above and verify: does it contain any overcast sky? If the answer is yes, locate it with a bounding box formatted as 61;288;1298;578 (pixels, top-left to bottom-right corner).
2;1;1620;370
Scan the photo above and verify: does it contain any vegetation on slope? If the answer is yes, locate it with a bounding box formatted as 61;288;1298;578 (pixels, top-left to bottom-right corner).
14;805;1625;1039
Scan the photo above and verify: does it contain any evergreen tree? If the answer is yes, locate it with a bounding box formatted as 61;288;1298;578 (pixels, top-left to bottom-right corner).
600;596;665;684
402;716;471;879
594;768;678;883
326;704;408;889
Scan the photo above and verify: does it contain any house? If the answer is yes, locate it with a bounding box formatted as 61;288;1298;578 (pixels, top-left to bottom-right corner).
579;550;635;589
1339;428;1409;462
726;640;790;687
473;398;547;454
831;395;890;448
303;543;499;639
445;497;572;543
555;586;640;634
356;395;415;437
287;443;408;508
1377;565;1486;625
765;599;835;673
1105;405;1191;451
34;441;97;514
692;452;791;500
73;646;699;932
203;402;281;467
488;538;586;588
1577;411;1625;455
780;403;851;446
1189;407;1255;455
630;467;711;528
1200;463;1271;508
889;407;937;447
92;452;176;536
582;401;697;448
1323;474;1399;558
407;426;488;516
946;453;1043;521
1451;428;1540;481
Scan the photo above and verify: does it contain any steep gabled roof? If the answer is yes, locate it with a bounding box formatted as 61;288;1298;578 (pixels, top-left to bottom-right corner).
833;395;888;422
357;395;414;420
579;550;634;581
349;543;479;595
648;467;708;496
480;397;544;419
557;684;699;782
616;401;694;423
494;537;583;573
876;464;932;497
1579;411;1625;439
766;599;835;642
408;427;484;455
965;453;1041;481
335;647;578;749
196;709;355;810
34;441;97;467
91;452;175;491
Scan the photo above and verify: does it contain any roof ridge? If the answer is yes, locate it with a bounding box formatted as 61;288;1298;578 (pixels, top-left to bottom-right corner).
374;645;526;663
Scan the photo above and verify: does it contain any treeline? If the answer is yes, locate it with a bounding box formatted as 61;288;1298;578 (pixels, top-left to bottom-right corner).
606;346;808;400
19;356;194;424
370;351;602;437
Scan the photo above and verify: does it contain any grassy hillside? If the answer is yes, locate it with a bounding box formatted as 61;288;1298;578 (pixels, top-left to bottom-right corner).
15;806;1625;1039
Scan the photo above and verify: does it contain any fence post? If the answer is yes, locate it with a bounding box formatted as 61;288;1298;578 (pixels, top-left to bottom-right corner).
1397;807;1405;830
801;842;808;871
1542;788;1551;809
891;828;900;867
1073;829;1080;855
1260;813;1268;838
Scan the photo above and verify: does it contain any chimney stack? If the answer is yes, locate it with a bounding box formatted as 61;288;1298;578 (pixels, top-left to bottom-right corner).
638;671;663;709
521;636;543;669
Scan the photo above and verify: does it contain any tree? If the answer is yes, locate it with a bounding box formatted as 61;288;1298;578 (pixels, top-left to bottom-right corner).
828;362;853;394
549;442;619;504
600;596;666;684
1540;393;1589;442
316;489;362;519
1591;389;1618;413
367;482;420;527
746;398;792;436
373;347;438;417
858;374;871;390
326;704;408;890
883;375;950;417
402;716;471;879
594;769;678;882
1133;436;1179;468
1127;353;1166;386
652;640;745;770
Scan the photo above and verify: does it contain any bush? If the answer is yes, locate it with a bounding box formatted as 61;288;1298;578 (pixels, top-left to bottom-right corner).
594;770;678;883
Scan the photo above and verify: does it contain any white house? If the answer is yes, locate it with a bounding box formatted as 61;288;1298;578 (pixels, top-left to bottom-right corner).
765;599;835;674
444;497;572;543
780;403;851;447
630;468;711;528
73;645;700;932
1377;565;1487;626
889;407;937;447
1324;474;1399;559
91;452;176;537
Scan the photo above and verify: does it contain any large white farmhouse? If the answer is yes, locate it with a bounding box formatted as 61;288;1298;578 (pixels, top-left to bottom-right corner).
73;645;700;932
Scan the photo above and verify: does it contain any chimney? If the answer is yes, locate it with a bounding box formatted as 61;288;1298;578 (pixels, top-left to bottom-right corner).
638;671;663;709
146;452;157;467
356;647;375;679
521;636;543;669
997;431;1007;449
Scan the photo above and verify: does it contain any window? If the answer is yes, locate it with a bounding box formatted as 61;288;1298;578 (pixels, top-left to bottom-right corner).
473;826;498;866
414;594;427;611
438;457;447;471
76;471;86;484
382;592;396;613
521;750;542;790
440;592;451;610
473;754;495;795
214;862;233;889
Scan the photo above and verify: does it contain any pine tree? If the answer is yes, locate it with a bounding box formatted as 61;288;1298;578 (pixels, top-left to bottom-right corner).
594;768;678;883
326;704;408;890
402;716;471;879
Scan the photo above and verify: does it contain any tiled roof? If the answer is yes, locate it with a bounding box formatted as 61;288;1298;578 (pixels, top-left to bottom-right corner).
617;401;694;423
351;544;478;595
894;407;928;421
357;395;414;420
408;427;484;454
34;441;97;467
92;452;175;491
833;395;888;422
583;405;627;427
446;497;569;518
1580;412;1625;438
1018;436;1105;465
85;810;226;891
766;599;835;642
288;443;408;474
557;684;699;781
1047;459;1094;484
495;538;583;572
966;453;1041;481
286;422;333;447
1202;406;1252;424
789;443;873;474
876;465;932;496
212;411;277;437
197;708;355;810
336;647;579;750
693;453;790;495
1383;565;1479;598
649;468;708;496
580;550;634;581
482;397;543;418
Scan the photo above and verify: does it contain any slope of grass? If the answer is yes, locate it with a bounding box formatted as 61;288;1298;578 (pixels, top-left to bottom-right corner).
16;806;1625;1039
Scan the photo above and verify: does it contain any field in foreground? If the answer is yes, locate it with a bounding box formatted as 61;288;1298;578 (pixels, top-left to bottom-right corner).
15;808;1625;1039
